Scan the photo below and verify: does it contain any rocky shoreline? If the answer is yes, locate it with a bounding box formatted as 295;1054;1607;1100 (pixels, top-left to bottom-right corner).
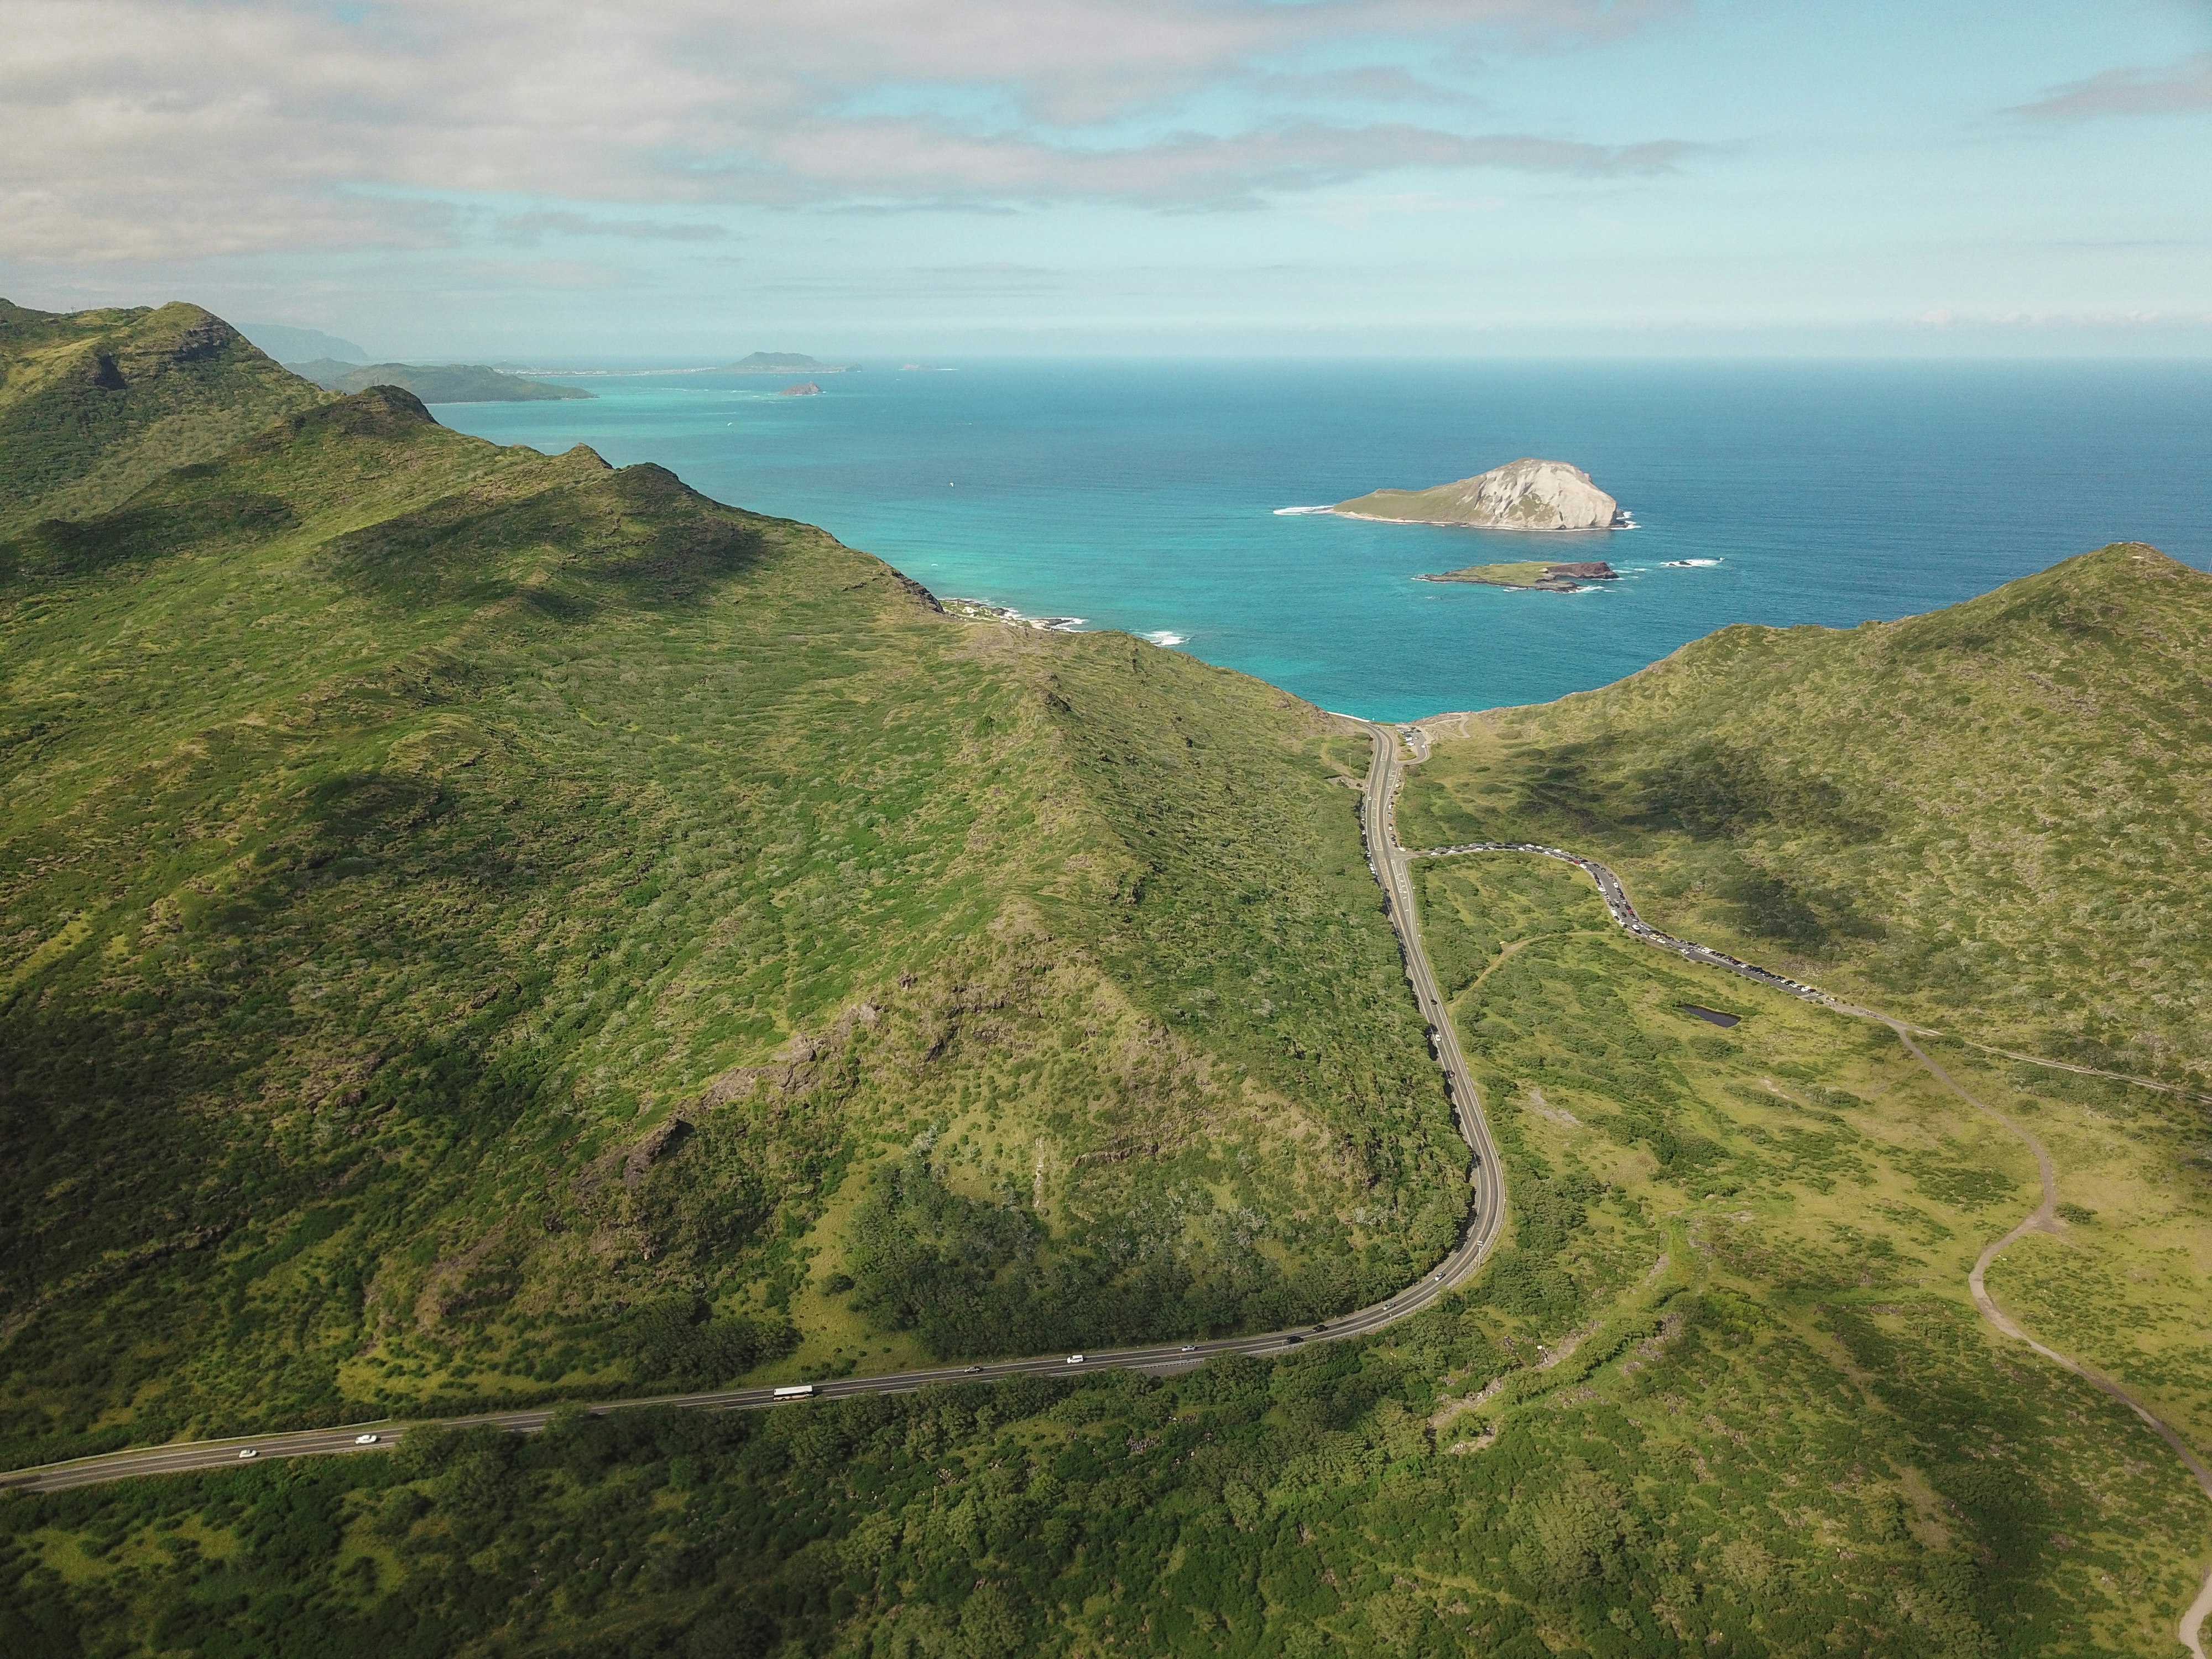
943;597;1085;632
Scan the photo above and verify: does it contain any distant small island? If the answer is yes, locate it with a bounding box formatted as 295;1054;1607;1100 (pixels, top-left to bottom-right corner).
285;359;591;403
1420;560;1620;592
724;351;859;373
1336;457;1626;531
779;381;822;397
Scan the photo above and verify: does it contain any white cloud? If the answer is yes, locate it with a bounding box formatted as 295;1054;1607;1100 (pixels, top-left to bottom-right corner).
2008;49;2212;122
0;0;1697;261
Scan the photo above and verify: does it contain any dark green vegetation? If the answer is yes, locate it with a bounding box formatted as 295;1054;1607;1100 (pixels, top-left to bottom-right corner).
9;856;2203;1656
286;361;593;402
1398;544;2212;1090
1;307;1461;1468
0;301;324;534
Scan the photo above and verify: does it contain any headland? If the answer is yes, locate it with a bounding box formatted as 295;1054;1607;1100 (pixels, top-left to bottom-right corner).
1337;456;1625;531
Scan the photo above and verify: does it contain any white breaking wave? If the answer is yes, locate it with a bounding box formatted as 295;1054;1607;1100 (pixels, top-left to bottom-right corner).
1662;558;1723;568
1273;505;1334;515
1145;630;1189;647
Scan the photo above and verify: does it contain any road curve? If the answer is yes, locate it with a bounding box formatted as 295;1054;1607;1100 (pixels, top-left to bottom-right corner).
0;722;1506;1498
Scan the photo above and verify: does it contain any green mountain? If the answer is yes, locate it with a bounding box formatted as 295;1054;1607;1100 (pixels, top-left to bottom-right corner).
286;359;593;401
1397;542;2212;1088
1;317;1457;1469
0;299;325;533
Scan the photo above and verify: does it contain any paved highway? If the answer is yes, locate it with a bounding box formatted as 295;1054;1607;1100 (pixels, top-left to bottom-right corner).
0;722;1509;1497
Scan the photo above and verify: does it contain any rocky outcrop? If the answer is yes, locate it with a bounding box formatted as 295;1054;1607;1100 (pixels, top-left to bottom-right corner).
1335;457;1624;531
778;381;822;397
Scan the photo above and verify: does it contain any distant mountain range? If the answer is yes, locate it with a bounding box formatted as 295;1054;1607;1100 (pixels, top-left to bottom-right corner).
722;351;859;373
284;358;593;403
237;320;369;363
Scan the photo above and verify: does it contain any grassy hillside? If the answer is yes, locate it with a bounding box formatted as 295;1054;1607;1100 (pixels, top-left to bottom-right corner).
7;854;2202;1657
0;300;325;533
0;352;1462;1466
1397;544;2212;1089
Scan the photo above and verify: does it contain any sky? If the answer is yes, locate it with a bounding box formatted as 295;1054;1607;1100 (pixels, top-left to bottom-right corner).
2;0;2209;358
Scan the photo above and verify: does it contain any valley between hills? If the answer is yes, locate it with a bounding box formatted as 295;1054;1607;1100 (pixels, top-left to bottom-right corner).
2;299;2209;1658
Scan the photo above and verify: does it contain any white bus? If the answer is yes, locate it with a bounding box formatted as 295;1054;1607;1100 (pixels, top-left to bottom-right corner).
772;1384;816;1399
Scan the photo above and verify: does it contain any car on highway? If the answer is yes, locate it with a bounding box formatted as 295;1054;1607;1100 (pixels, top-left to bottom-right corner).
1180;1344;1194;1352
1283;1335;1303;1345
354;1433;379;1445
1066;1354;1085;1365
237;1448;257;1459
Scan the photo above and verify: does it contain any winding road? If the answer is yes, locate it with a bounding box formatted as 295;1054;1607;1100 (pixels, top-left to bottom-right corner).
0;721;1507;1498
8;722;2208;1655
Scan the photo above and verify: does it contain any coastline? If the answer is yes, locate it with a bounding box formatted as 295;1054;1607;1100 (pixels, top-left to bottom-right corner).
943;596;1085;632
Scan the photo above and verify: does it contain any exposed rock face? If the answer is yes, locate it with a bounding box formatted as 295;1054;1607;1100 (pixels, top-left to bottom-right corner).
778;380;823;397
1334;457;1624;531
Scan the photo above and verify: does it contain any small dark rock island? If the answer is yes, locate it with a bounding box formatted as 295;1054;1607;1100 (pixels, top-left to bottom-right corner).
1418;559;1620;592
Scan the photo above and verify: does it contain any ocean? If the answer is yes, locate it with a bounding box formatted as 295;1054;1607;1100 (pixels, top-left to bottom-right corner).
437;361;2212;721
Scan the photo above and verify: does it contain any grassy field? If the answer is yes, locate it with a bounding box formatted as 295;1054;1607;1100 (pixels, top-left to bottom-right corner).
7;852;2203;1656
0;327;1460;1466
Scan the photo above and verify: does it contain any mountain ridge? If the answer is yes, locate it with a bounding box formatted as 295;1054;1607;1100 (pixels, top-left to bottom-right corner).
0;313;1458;1469
0;298;326;532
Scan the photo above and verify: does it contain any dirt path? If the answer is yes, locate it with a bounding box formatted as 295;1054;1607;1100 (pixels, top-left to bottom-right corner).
1411;826;2212;1655
1891;1025;2212;1658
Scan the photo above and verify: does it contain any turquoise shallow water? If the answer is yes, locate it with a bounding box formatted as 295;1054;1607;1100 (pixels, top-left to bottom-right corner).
437;361;2212;721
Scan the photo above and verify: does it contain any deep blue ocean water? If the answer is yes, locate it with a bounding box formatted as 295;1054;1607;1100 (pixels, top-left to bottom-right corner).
438;362;2212;721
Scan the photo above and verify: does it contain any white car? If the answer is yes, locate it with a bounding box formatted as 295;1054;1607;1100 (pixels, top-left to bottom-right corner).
237;1448;257;1459
354;1433;379;1445
1066;1354;1086;1365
